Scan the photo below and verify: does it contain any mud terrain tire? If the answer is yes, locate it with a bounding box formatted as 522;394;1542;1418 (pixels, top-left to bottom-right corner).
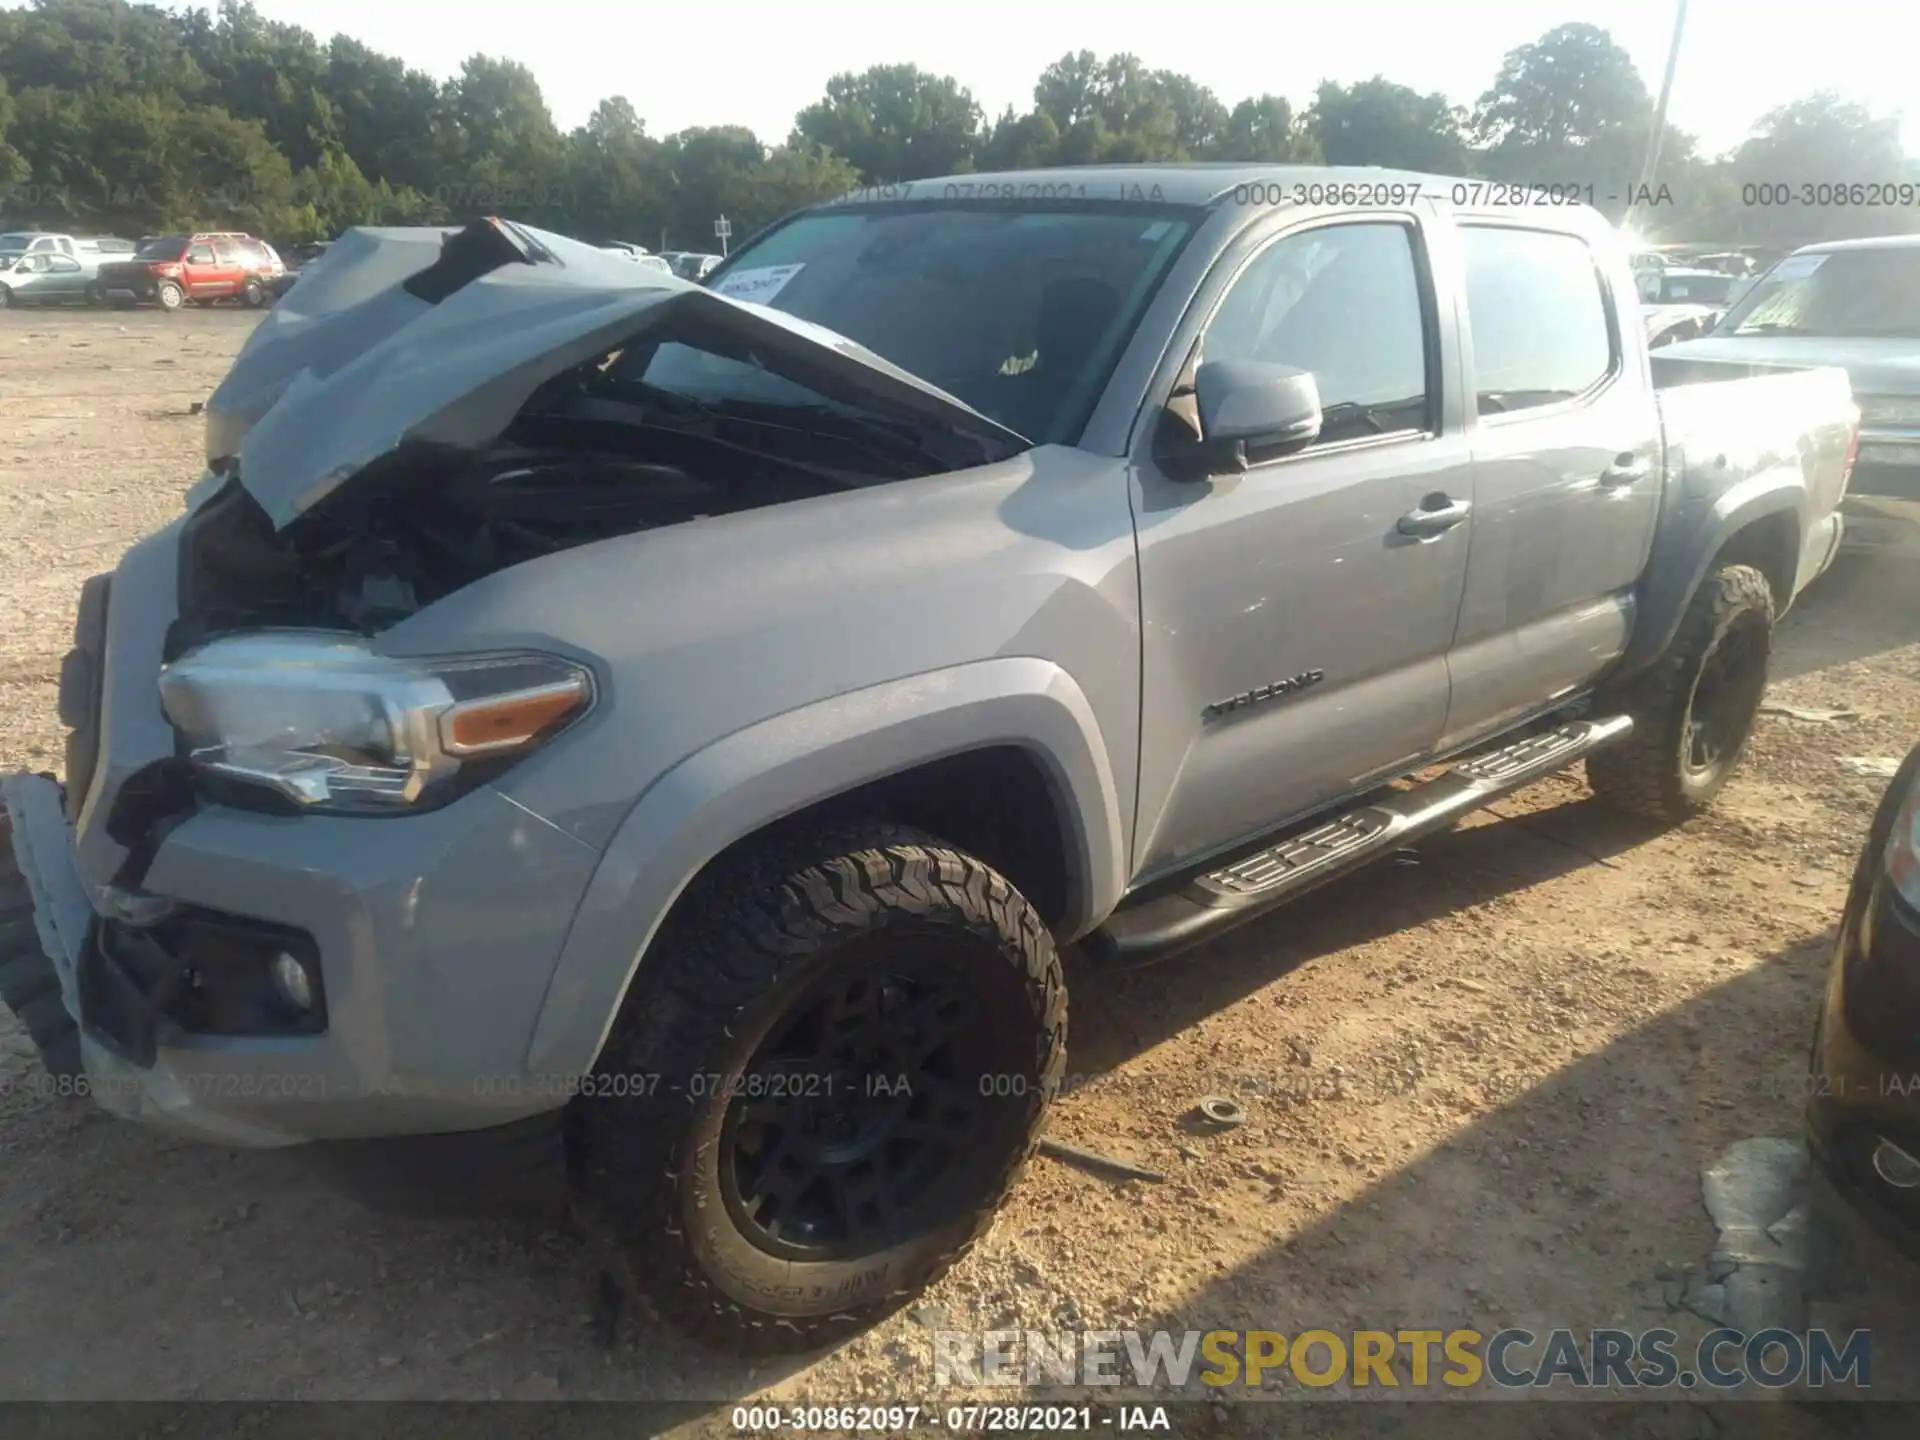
1588;561;1774;822
0;814;83;1078
573;823;1066;1354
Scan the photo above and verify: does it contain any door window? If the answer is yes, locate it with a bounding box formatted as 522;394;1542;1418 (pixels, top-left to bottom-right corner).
1460;226;1616;416
47;256;81;273
1199;222;1433;446
187;244;215;264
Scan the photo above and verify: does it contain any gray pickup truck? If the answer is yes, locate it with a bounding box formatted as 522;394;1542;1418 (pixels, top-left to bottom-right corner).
1;166;1857;1353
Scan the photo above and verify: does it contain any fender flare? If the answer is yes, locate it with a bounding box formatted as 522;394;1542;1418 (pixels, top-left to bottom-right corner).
523;656;1128;1076
1617;468;1806;678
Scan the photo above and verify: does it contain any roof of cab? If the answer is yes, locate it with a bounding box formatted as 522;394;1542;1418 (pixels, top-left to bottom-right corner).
817;163;1473;211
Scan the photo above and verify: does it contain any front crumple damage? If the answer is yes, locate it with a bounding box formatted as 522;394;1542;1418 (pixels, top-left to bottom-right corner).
210;216;1027;531
179;217;1032;648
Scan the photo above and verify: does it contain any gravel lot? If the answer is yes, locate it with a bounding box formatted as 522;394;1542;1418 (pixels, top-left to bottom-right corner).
2;309;1917;1432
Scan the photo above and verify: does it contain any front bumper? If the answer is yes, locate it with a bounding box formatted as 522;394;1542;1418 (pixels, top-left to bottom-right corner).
3;762;603;1147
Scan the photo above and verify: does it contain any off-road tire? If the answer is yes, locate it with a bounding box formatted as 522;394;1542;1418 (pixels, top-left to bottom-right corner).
156;280;184;311
572;822;1067;1355
1587;562;1774;821
0;814;83;1079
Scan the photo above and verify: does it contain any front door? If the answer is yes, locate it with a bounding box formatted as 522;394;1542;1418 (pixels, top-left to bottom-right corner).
1130;214;1473;882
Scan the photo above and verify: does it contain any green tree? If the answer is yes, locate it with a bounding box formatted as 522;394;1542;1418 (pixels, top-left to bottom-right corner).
1208;95;1320;163
792;64;981;183
1725;93;1918;244
1310;77;1467;173
1470;23;1651;207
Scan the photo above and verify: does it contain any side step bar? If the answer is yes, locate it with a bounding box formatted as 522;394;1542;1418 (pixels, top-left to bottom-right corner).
1083;715;1634;969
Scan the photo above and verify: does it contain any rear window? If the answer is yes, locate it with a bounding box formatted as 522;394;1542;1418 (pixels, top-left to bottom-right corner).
1460;226;1616;415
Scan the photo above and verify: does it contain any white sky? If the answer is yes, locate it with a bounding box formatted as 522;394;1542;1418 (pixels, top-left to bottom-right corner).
24;0;1920;158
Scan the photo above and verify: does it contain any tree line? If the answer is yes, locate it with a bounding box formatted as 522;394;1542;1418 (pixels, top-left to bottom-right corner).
1;0;1913;252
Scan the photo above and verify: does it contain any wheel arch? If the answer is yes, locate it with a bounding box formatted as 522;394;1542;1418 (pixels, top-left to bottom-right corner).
1618;469;1805;680
524;657;1128;1076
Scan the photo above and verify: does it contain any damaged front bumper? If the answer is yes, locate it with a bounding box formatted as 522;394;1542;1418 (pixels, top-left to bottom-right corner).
3;525;608;1149
3;768;601;1147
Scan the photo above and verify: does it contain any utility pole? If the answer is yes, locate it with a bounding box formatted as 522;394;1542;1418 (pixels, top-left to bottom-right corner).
1635;0;1688;207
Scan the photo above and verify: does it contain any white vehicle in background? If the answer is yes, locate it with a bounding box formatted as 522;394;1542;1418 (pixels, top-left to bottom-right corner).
662;250;724;281
599;240;674;274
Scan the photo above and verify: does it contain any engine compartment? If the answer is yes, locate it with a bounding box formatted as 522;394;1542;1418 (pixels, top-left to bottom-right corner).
170;365;958;654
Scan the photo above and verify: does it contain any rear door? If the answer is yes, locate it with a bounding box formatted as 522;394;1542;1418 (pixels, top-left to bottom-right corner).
1129;212;1473;881
1436;219;1661;750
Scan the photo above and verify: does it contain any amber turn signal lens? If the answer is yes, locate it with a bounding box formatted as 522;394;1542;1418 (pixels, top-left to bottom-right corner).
439;679;590;756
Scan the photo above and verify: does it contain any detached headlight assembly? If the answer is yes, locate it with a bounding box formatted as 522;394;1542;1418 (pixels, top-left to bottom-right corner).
158;632;593;814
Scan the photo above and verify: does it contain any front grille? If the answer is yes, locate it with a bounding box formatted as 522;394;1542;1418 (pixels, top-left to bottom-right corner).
60;573;111;822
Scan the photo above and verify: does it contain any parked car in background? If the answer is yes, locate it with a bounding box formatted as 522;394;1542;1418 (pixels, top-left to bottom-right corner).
0;249;97;306
1644;302;1720;349
95;232;280;310
0;175;1859;1353
1808;739;1920;1261
1663;235;1920;560
662;250;723;281
1636;265;1742;309
284;241;332;271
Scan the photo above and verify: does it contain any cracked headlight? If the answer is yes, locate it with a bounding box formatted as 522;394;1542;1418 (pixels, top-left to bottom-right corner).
158;632;593;814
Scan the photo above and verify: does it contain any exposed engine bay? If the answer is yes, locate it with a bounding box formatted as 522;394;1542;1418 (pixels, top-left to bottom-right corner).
172;344;983;653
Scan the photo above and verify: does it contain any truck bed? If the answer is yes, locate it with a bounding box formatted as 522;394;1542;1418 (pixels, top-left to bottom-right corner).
1649;351;1857;609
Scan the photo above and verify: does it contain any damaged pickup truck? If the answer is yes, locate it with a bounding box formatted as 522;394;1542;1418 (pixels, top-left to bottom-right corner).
1;171;1860;1353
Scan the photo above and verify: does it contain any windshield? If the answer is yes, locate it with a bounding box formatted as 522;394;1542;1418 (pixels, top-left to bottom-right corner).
0;235;35;254
134;235;189;261
632;202;1199;444
1719;247;1920;338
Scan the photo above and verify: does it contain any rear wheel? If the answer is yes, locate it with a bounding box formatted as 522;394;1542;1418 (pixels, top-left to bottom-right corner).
0;814;83;1079
573;823;1066;1354
0;284;12;309
1587;562;1774;821
84;282;103;307
240;278;266;309
155;280;184;311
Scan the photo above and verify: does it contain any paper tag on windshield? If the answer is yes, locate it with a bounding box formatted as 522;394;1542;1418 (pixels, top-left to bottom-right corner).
1766;253;1826;283
714;263;804;306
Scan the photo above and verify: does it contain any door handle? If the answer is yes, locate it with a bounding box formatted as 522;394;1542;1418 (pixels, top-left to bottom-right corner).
1600;453;1649;488
1396;495;1473;538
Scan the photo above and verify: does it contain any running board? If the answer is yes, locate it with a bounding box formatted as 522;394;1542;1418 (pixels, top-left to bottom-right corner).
1083;715;1634;969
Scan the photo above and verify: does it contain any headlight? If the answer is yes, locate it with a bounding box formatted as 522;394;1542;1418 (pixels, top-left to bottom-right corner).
158;632;593;814
1859;395;1920;429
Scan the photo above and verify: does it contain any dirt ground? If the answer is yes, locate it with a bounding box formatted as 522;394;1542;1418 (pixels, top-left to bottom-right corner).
2;309;1918;1433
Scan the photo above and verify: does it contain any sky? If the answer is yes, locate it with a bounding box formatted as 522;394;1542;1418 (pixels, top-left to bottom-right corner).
28;0;1920;158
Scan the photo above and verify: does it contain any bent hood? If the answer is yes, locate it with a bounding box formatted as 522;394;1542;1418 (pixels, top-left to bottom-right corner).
213;218;1029;529
1659;334;1920;396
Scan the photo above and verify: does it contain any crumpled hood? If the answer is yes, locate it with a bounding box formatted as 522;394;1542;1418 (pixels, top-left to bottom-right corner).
1659;334;1920;396
212;218;1027;529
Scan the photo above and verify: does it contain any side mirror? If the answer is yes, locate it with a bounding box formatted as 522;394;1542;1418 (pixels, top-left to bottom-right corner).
1163;361;1322;479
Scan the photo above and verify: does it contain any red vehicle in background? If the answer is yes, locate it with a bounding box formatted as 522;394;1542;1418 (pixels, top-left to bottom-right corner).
95;232;284;311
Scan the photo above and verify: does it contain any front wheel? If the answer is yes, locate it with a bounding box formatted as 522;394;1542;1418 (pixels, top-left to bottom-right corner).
155;280;184;311
0;285;11;309
1587;561;1774;821
573;824;1067;1354
84;282;103;307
